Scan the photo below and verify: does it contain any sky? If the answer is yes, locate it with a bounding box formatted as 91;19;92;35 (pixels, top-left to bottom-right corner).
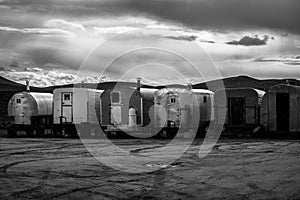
0;0;299;87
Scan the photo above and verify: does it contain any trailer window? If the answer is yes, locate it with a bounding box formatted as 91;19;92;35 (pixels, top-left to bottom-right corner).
64;94;71;101
111;92;120;103
170;97;176;104
16;99;21;104
203;96;207;103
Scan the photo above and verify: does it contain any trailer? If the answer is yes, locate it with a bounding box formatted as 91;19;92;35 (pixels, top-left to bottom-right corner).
7;92;53;137
100;80;157;137
53;87;104;137
214;88;265;135
154;87;214;138
261;84;300;134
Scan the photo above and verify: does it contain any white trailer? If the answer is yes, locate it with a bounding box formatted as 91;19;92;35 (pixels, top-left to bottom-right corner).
53;88;104;137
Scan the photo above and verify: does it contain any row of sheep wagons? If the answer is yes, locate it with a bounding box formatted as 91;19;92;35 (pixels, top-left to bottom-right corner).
6;79;300;138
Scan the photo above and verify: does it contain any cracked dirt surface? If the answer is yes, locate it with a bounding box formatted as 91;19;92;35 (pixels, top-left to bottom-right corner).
0;138;299;200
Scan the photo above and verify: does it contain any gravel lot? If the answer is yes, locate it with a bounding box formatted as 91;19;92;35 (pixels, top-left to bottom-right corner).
0;138;299;200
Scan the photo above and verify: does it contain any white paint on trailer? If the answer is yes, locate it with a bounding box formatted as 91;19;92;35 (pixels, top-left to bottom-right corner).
110;90;122;125
53;88;103;125
128;107;137;127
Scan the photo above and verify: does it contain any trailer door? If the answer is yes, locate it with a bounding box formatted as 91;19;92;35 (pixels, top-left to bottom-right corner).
167;94;180;127
14;95;27;124
228;97;245;125
276;93;289;131
61;92;73;123
110;91;122;125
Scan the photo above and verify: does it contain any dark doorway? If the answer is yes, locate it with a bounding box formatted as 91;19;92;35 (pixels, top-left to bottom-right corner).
276;93;290;131
228;97;245;125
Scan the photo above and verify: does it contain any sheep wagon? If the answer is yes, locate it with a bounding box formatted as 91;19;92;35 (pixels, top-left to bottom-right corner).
7;92;53;137
154;87;214;138
53;87;104;137
100;80;157;137
261;84;300;134
214;88;265;135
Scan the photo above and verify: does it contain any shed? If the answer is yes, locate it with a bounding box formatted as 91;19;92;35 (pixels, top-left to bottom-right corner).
214;88;265;131
261;84;300;133
7;92;53;125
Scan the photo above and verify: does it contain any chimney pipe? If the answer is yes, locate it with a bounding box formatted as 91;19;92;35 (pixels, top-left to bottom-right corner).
137;77;141;91
187;83;193;90
26;80;30;92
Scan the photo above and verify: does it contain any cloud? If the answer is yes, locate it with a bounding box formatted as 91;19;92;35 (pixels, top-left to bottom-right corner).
127;0;300;33
226;35;270;46
0;69;110;87
164;35;197;42
24;67;43;72
0;26;73;36
1;0;299;33
93;26;137;35
200;40;215;44
254;55;300;65
44;19;86;32
0;66;6;71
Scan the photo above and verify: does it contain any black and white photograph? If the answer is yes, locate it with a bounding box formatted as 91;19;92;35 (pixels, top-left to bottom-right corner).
0;0;299;199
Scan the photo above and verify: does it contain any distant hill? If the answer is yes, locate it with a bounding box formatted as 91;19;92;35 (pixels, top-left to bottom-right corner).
1;75;300;93
193;76;300;92
0;76;26;92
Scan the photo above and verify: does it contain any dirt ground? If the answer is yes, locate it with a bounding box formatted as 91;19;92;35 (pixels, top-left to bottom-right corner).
0;138;299;200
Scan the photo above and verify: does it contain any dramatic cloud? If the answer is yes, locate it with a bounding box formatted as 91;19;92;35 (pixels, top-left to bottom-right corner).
164;35;197;42
254;56;300;65
0;26;73;36
127;0;300;33
226;35;270;46
0;66;6;71
44;19;86;32
1;0;299;33
200;40;215;44
0;69;110;87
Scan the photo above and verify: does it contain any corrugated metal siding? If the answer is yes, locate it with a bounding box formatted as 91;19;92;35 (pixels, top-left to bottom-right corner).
29;92;53;116
7;92;53;125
